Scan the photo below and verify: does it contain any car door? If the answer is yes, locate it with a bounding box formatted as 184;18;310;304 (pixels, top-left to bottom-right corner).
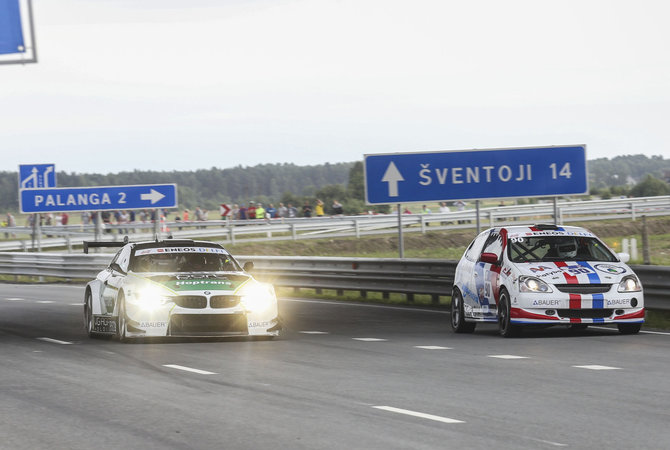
474;229;505;319
458;230;490;315
100;247;130;314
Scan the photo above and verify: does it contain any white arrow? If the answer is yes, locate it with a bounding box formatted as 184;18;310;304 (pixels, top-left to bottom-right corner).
381;162;404;197
141;189;165;204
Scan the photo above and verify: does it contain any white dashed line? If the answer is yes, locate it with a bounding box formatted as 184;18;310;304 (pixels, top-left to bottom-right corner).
163;364;217;375
5;298;24;301
299;331;329;335
573;365;621;370
353;338;387;342
36;301;54;304
37;337;73;345
414;346;452;350
488;354;529;359
373;406;464;424
69;303;82;306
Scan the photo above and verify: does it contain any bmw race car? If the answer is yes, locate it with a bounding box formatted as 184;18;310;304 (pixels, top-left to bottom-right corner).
451;224;644;337
83;239;280;341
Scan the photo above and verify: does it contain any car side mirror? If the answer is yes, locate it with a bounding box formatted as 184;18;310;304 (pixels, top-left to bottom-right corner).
110;262;126;275
480;252;499;265
617;252;630;263
243;261;254;272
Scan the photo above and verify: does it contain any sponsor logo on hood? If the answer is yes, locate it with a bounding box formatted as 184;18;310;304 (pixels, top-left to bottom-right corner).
594;264;626;275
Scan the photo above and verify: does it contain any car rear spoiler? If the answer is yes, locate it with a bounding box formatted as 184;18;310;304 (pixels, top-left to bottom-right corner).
83;236;129;254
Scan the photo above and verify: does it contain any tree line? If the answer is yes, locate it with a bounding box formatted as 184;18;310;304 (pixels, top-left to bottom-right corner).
1;154;669;215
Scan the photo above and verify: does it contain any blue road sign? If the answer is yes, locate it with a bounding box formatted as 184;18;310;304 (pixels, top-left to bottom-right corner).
19;164;57;189
0;0;24;55
364;145;587;205
19;184;178;213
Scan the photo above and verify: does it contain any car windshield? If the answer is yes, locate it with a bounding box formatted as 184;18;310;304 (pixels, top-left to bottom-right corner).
508;235;618;263
129;249;240;273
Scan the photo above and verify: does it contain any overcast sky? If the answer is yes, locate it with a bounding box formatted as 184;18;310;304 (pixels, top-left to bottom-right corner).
1;0;669;174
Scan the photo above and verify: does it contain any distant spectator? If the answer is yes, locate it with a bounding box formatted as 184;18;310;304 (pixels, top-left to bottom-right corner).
403;206;412;214
278;203;288;218
61;212;69;226
302;201;312;218
247;202;257;220
182;209;190;222
81;211;90;225
422;205;431;214
266;204;277;218
288;203;297;218
315;199;324;217
332;200;343;216
255;203;266;220
231;204;240;220
239;204;248;220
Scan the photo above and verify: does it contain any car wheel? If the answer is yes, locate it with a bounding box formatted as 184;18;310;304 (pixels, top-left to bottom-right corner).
498;290;521;338
84;291;98;338
617;323;641;335
451;289;476;333
117;293;129;342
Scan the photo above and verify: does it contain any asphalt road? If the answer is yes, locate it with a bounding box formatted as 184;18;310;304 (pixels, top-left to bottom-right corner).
1;283;669;449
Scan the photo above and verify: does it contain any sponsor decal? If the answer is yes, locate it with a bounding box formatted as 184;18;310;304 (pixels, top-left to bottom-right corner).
249;321;271;328
135;247;230;256
140;321;168;328
606;299;630;306
558;265;593;275
532;299;560;306
508;230;594;238
594;264;626;275
161;278;243;291
502;267;512;277
530;265;554;273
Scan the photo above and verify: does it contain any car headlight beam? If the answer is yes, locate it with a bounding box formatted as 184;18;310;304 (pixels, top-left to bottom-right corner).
134;286;173;311
618;275;641;293
240;283;276;313
519;276;553;293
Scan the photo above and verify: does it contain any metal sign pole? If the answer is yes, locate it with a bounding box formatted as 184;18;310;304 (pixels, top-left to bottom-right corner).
553;197;558;225
476;200;481;234
397;203;404;258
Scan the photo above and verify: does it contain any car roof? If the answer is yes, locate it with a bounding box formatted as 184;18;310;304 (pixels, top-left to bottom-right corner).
499;224;595;237
131;239;227;251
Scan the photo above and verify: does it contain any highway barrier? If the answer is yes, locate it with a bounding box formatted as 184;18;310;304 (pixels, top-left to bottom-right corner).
0;252;667;311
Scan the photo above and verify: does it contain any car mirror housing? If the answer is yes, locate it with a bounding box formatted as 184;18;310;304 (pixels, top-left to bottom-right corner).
480;252;499;265
617;252;631;263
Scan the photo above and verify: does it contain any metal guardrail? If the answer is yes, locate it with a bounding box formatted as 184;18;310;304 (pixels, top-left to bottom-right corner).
1;195;669;252
0;252;667;311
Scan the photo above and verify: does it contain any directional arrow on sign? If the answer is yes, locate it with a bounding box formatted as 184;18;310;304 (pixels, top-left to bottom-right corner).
220;203;231;217
141;189;166;204
381;162;404;197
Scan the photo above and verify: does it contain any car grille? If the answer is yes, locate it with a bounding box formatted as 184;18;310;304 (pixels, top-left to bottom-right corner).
210;295;240;308
169;314;248;335
173;296;207;309
557;309;613;319
554;284;612;294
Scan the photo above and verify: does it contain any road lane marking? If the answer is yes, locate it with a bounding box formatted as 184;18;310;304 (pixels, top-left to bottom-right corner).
573;365;621;370
415;346;452;350
488;354;529;359
299;331;329;334
353;338;387;342
527;437;568;447
69;303;82;306
590;326;670;336
5;298;24;301
37;300;54;304
163;364;217;375
37;337;73;345
373;406;464;424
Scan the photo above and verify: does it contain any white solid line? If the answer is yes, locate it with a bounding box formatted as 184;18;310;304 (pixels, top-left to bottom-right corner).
299;331;329;334
488;354;529;359
415;346;452;350
353;338;387;342
590;326;670;336
527;437;568;447
5;298;24;301
37;300;54;304
373;406;464;424
37;337;73;345
69;303;82;306
163;364;217;375
573;365;621;370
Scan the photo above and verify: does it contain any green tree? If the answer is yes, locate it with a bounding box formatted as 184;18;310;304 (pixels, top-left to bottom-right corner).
629;175;670;197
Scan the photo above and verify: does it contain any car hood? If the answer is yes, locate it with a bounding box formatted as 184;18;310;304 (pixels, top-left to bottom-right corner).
128;272;252;294
512;261;631;284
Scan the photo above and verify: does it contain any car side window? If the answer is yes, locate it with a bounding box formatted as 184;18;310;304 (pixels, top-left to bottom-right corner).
116;246;132;272
108;249;122;269
481;230;504;261
464;231;490;262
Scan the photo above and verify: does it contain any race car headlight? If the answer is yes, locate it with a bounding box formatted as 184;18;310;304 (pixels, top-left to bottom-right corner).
134;286;173;311
519;276;553;293
240;283;276;313
618;275;642;293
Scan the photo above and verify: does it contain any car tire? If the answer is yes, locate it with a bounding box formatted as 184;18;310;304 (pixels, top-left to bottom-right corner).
117;293;129;342
498;290;521;338
84;291;99;338
617;323;642;335
451;289;476;333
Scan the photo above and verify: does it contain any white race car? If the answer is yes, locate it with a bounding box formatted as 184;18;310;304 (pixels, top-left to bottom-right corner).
84;239;280;341
451;224;644;337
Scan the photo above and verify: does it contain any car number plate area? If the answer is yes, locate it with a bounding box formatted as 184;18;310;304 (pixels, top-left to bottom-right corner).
93;315;117;334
